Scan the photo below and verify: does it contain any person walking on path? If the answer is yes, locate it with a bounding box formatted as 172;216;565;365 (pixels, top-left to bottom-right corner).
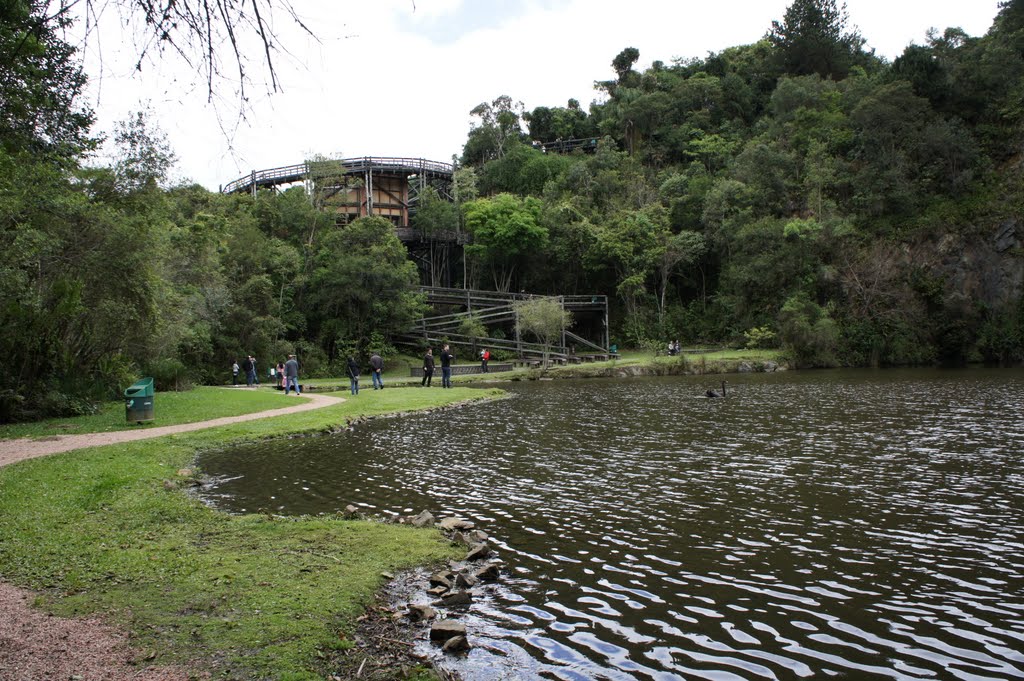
284;355;301;395
251;356;260;386
346;356;361;395
232;360;239;385
440;344;454;389
480;348;490;373
422;348;435;387
276;361;286;389
369;352;384;390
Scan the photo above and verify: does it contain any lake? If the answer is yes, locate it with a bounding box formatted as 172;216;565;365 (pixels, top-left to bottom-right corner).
198;368;1024;680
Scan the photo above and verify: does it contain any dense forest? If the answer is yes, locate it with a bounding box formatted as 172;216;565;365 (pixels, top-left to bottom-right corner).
2;0;1022;420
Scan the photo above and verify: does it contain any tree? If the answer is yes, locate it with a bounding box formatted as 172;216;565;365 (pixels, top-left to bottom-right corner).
0;1;93;155
462;194;547;292
304;216;423;361
612;47;641;82
515;297;573;368
112;107;177;193
412;186;460;286
595;209;660;344
767;0;868;80
463;95;525;164
654;230;706;328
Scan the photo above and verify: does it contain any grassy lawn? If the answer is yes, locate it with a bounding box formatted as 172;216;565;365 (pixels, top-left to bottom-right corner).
0;387;294;441
0;385;502;680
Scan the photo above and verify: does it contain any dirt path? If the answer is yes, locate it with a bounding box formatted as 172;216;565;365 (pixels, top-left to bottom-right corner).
0;391;345;468
0;390;344;680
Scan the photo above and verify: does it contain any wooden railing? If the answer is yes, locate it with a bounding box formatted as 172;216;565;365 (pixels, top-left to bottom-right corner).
222;157;455;194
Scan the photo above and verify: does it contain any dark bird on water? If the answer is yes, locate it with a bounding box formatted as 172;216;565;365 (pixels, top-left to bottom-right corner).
705;381;727;398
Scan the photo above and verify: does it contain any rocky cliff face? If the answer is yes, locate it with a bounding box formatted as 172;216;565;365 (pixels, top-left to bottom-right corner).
945;218;1024;309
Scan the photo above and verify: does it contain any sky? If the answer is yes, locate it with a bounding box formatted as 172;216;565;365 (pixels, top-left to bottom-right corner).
78;0;1003;191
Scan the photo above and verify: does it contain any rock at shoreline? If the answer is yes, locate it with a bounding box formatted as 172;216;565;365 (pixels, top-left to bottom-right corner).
466;542;491;561
442;635;471;654
433;590;472;607
426;585;448;597
411;510;435;527
473;563;501;582
407;603;437;621
438;517;476;531
429;571;454;589
430;619;467;642
454;572;478;589
343;504;360;518
467;529;489;544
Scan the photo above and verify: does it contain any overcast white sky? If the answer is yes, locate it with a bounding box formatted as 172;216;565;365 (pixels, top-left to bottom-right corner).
79;0;1002;191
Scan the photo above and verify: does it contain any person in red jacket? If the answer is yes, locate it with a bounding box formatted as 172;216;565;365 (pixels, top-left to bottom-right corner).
480;348;490;373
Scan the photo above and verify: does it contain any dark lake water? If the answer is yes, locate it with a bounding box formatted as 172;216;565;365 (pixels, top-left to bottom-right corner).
197;369;1024;680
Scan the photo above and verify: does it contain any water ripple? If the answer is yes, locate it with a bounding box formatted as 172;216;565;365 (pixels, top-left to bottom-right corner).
199;368;1024;680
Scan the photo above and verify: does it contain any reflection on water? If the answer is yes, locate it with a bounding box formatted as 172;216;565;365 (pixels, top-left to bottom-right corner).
198;369;1024;680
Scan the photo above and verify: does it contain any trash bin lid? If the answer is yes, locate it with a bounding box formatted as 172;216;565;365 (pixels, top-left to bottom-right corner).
124;377;155;397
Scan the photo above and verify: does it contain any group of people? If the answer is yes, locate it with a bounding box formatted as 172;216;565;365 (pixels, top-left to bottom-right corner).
233;344;482;397
232;354;301;395
232;356;259;387
666;340;682;356
420;344;456;388
345;351;386;395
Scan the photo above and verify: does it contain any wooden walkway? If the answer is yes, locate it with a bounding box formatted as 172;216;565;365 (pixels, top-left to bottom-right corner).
397;286;611;363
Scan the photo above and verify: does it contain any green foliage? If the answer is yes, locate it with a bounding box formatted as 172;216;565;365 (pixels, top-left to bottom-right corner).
145;358;191;392
0;0;93;156
463;193;547;291
457;314;488;340
744;326;777;349
5;0;1024;422
306;216;424;360
778;294;840;366
515;297;573;367
767;0;872;80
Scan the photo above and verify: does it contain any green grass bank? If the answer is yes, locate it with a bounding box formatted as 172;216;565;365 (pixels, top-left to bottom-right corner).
0;386;290;441
299;348;787;390
0;386;502;680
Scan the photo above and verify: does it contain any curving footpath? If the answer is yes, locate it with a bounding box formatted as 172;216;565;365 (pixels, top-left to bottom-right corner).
0;391;345;679
0;392;345;469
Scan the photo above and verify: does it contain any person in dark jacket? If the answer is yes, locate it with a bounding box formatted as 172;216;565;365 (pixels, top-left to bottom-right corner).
241;356;255;387
422;348;435;387
346;356;360;395
283;355;300;395
440;344;454;388
369;352;384;390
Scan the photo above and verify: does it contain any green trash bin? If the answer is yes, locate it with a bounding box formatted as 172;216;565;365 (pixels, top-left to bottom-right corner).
125;377;155;423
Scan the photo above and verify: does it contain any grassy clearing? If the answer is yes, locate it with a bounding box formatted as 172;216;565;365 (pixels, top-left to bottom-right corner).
0;385;501;680
0;387;291;440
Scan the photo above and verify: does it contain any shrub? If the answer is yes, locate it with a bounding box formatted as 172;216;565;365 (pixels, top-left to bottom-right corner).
743;326;777;349
146;358;191;391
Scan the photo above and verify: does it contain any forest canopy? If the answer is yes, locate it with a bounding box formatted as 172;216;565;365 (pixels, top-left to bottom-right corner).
2;0;1023;421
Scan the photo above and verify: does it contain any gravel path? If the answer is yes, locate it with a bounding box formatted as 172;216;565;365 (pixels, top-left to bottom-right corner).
0;390;344;680
0;391;345;468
